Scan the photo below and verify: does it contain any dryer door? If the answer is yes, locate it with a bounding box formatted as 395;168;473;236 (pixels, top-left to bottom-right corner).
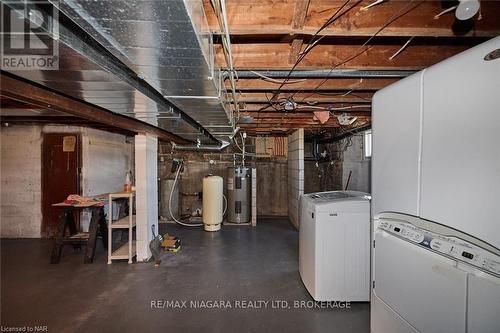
467;273;500;333
374;230;467;333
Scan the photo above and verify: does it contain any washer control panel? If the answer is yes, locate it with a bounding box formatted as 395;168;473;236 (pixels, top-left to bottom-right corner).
377;220;500;276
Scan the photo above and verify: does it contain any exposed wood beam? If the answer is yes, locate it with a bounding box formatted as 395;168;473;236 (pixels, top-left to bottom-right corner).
0;72;189;144
238;116;370;126
0;116;136;136
289;38;305;65
292;0;310;30
204;0;500;37
289;0;310;64
236;92;373;103
216;43;470;70
240;103;371;112
241;111;370;118
231;78;398;91
0;96;40;109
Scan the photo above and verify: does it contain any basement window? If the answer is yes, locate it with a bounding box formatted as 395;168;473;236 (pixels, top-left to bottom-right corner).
363;130;372;159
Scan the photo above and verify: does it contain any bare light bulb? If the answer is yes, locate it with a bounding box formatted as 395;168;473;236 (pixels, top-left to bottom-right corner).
456;0;480;20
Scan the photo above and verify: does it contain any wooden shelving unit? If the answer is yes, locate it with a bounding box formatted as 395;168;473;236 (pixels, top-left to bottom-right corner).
107;191;136;264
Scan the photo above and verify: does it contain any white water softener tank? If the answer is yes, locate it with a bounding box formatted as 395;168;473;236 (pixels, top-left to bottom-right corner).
202;175;223;232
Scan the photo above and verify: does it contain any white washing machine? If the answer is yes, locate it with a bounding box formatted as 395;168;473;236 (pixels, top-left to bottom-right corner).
371;213;500;333
299;191;371;301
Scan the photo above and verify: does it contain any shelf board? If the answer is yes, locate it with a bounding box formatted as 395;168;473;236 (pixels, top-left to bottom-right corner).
110;215;136;228
109;191;135;199
110;241;136;260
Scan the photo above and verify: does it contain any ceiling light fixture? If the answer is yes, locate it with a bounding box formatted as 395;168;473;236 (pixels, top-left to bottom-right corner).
283;98;297;112
455;0;480;20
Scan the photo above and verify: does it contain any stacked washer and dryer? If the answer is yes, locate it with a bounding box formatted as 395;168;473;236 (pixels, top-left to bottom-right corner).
371;37;500;333
298;37;499;333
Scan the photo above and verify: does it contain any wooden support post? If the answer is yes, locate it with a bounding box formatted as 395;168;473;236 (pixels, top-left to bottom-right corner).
135;134;158;262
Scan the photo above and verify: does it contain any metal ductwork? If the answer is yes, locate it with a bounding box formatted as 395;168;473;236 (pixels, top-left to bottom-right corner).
2;0;234;144
54;0;234;141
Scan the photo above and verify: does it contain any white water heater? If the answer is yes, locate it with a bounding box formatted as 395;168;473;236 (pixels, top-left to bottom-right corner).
202;175;223;232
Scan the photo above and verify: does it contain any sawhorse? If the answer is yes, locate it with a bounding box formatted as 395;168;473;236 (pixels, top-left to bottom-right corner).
50;205;107;264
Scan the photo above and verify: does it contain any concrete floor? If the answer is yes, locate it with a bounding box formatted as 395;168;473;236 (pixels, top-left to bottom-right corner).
1;218;369;332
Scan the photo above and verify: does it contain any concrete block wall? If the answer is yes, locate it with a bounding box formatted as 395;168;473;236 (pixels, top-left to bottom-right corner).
303;133;371;195
341;134;371;193
82;130;134;196
287;129;304;229
0;125;133;238
0;126;43;237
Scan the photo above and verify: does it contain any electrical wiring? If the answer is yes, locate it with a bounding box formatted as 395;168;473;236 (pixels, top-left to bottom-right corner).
233;134;257;157
389;36;414;60
254;0;361;128
253;93;279;127
255;92;286;129
296;105;329;110
310;91;373;102
330;104;371;111
260;103;370;112
361;0;386;11
169;162;228;227
169;163;203;227
434;5;457;19
294;0;425;102
272;0;358;96
250;70;307;84
265;92;286;111
263;0;366;131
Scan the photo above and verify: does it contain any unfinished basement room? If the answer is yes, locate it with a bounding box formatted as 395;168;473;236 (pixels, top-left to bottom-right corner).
1;0;499;332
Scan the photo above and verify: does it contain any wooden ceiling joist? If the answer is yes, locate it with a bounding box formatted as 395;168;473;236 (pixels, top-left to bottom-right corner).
241;110;370;117
288;0;310;64
240;103;371;111
216;42;471;70
235;92;373;103
204;0;500;38
230;78;398;91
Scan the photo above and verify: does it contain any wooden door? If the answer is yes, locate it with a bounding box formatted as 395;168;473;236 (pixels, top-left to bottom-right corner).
42;133;80;238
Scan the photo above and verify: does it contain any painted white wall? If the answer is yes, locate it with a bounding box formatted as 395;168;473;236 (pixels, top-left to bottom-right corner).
134;134;158;261
287;129;304;229
81;130;134;196
0;126;42;238
0;125;133;238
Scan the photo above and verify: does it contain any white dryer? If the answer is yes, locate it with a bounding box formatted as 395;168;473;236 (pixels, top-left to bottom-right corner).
371;213;500;333
299;191;371;301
